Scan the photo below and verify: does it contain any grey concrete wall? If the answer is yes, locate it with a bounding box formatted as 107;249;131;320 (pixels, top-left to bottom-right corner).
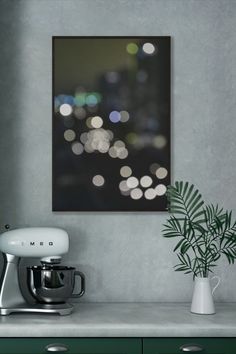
0;0;236;302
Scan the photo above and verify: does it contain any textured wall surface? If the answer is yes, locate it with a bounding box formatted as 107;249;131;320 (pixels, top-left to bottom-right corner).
0;0;236;302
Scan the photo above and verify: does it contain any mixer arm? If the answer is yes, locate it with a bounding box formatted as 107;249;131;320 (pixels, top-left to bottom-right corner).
0;253;26;308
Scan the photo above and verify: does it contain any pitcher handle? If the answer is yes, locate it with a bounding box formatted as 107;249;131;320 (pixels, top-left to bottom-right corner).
211;275;220;295
71;271;85;298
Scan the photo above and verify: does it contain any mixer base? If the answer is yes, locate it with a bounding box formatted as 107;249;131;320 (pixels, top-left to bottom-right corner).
0;302;73;316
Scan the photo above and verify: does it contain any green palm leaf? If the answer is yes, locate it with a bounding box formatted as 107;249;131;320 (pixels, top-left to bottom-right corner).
163;180;236;278
166;181;204;221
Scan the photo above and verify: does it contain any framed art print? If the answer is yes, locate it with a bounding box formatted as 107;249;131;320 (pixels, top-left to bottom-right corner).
53;37;171;211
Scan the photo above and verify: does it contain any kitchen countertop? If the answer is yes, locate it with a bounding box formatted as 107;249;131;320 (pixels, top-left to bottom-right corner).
0;303;236;337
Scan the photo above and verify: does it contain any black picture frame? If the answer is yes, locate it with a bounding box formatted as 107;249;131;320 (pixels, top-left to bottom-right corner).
52;36;171;212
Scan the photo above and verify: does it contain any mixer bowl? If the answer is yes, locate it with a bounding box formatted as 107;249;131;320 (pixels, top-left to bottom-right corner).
27;266;85;304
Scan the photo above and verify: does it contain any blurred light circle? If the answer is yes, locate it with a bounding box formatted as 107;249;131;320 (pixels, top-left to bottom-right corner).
136;70;148;83
74;107;86;120
120;189;130;196
130;188;143;200
59;104;73;116
109;111;121;123
120;110;130;123
114;140;125;149
86;117;93;129
91;139;99;150
91;116;103;129
98;141;110;153
92;175;105;187
64;95;74;105
101;129;110;140
118;148;128;159
156;167;168;179
156;184;167;196
105;71;120;84
84;141;94;153
142;42;156;55
80;132;88;144
74;94;86;107
120;166;132;178
87;128;111;153
149;163;160;175
107;130;114;141
126;132;138;145
64;129;76;142
108;146;118;158
153;135;167;149
119;180;130;192
140;176;153;188
140;134;153;146
126;42;139;55
58;94;74;105
71;142;84;155
54;97;60;111
144;188;156;200
86;94;98;107
127;177;139;189
57;94;67;104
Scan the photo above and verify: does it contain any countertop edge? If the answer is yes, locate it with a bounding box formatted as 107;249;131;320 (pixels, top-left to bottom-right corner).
0;303;236;337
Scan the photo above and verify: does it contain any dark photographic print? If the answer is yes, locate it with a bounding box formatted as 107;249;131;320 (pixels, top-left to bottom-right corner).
53;37;171;211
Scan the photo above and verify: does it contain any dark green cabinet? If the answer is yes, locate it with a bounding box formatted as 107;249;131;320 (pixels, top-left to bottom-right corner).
143;338;236;354
0;338;141;354
0;337;236;354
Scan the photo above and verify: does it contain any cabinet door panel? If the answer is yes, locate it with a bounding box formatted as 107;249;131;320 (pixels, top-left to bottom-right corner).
143;338;236;354
0;338;141;354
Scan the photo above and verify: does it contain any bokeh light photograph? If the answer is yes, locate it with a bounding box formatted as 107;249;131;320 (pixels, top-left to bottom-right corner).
53;37;171;211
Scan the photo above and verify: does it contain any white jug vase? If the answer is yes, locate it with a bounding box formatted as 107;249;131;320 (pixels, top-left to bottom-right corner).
191;276;220;315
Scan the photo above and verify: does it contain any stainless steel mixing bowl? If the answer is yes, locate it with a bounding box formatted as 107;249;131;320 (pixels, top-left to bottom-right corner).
27;266;85;304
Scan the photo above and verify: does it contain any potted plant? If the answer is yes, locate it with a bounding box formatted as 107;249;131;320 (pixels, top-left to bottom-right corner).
163;181;236;314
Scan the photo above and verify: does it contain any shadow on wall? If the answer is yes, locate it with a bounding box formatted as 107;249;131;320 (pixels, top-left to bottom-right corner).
0;2;23;270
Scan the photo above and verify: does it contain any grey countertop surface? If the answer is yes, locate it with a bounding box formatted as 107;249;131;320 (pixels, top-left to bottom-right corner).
0;302;236;337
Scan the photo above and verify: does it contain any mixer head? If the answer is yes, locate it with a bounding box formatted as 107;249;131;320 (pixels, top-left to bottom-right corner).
0;227;69;260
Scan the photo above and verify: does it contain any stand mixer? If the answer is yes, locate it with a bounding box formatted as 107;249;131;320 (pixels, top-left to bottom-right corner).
0;227;85;316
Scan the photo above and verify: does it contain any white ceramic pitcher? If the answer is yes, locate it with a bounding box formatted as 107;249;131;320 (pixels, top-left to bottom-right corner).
191;276;221;315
